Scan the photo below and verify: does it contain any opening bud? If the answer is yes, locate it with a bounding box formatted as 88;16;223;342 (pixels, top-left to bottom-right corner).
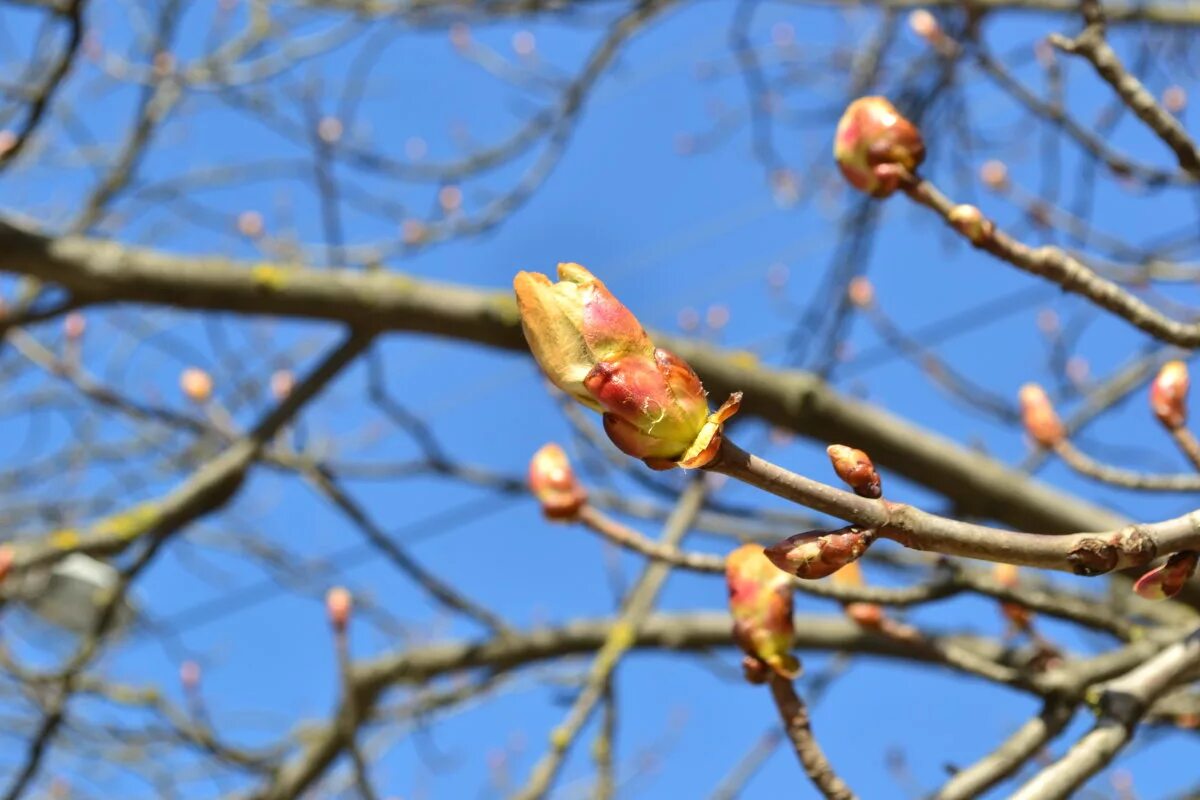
1150;360;1189;429
1133;550;1199;601
826;444;882;498
726;544;800;681
326;586;352;631
834;97;925;198
763;526;875;580
528;443;587;520
1018;383;1063;447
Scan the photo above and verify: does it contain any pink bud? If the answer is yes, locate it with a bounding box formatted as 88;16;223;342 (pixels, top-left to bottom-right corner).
834;97;925;198
180;660;201;689
63;312;86;341
270;370;294;401
1133;550;1199;601
326;586;352;631
1163;86;1187;114
980;160;1009;191
528;443;587;519
947;204;994;245
237;211;264;238
726;544;800;681
1150;360;1189;429
763;527;875;580
1018;383;1063;447
317;116;343;145
826;444;882;498
847;276;874;308
180;368;214;403
0;544;13;583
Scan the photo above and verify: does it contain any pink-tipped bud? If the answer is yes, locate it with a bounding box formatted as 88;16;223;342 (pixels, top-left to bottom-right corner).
1133;550;1199;601
438;185;462;213
1150;360;1189;429
180;368;214;404
948;204;994;245
764;527;875;580
63;312;86;341
980;160;1009;191
528;443;587;520
847;276;874;308
0;544;13;583
826;444;882;499
270;370;294;401
907;10;942;46
1018;383;1063;447
326;586;352;631
317;116;344;145
993;562;1032;630
834;97;925;198
726;544;800;681
1163;86;1187;115
237;210;264;238
180;660;201;690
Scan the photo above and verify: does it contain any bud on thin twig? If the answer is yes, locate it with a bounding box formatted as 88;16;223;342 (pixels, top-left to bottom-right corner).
180;368;214;404
763;527;875;580
947;204;994;245
1018;383;1063;447
834;96;925;198
326;586;352;632
528;443;587;519
180;660;201;690
1150;360;1189;429
826;444;882;498
993;562;1032;631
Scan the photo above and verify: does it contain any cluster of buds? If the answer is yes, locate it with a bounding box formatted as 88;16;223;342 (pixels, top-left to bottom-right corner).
528;443;588;519
763;526;875;580
325;586;353;633
834;97;925;198
1133;550;1199;601
1150;360;1189;430
831;561;884;629
993;562;1032;632
947;204;994;246
726;544;800;683
1018;383;1063;448
514;264;741;470
826;444;882;499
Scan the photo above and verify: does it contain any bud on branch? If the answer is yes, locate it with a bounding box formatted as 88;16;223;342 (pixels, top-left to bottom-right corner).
528;443;587;519
326;586;352;632
726;544;800;683
834;97;925;198
1150;360;1189;430
514;263;741;469
763;527;875;580
1133;550;1199;601
826;444;882;499
1019;383;1063;448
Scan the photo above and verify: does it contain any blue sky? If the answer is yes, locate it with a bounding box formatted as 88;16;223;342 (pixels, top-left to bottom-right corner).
1;0;1198;796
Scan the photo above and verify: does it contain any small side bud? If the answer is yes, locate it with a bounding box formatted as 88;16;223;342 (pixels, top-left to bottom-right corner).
993;562;1032;631
826;444;882;499
326;586;352;632
763;526;875;580
180;660;201;690
947;204;994;245
980;160;1009;192
908;10;941;45
270;369;294;401
63;312;86;341
1133;550;1199;601
1018;383;1063;447
180;368;214;404
1150;360;1189;429
528;444;587;519
834;97;925;198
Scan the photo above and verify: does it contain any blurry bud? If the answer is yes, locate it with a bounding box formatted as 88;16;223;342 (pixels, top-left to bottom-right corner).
845;601;885;628
1018;383;1063;447
438;185;462;213
993;562;1019;587
237;210;264;238
1163;85;1187;114
401;219;428;245
1150;360;1189;429
770;168;800;206
677;307;700;332
947;204;994;245
847;276;874;308
766;263;789;291
528;443;587;520
514;264;740;469
764;526;875;580
405;136;428;161
512;30;535;56
1133;550;1199;601
907;10;943;47
82;31;103;61
1066;356;1090;387
1036;308;1060;337
63;312;86;341
317;115;343;145
180;660;201;690
270;369;294;400
993;562;1032;630
1034;38;1056;69
0;130;15;157
0;544;13;583
449;23;471;50
152;50;175;78
326;586;352;631
826;444;882;498
980;160;1009;191
180;368;214;403
705;304;730;331
834;97;925;198
771;21;795;49
726;544;800;681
